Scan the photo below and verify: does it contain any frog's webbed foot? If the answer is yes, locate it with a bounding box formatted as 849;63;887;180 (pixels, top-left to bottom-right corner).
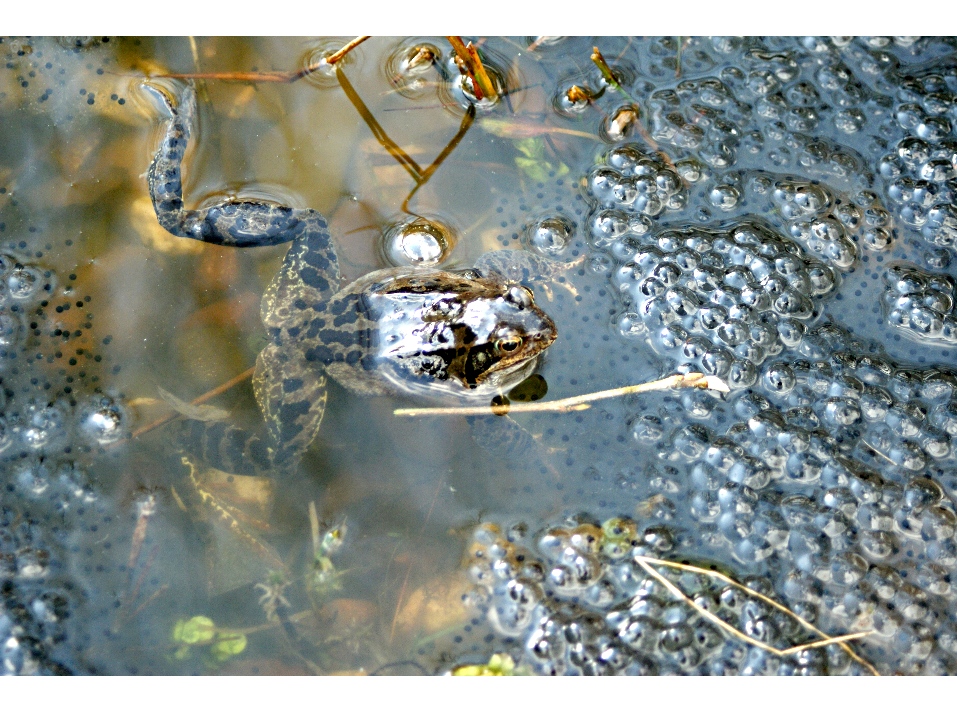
253;342;329;472
474;249;583;300
147;82;197;237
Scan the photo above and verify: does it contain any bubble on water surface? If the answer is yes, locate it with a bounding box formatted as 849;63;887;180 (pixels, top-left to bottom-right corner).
380;216;456;268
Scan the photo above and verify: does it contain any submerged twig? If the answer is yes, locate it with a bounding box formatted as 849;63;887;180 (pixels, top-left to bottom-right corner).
394;373;729;418
635;555;880;675
113;494;161;634
127;494;156;572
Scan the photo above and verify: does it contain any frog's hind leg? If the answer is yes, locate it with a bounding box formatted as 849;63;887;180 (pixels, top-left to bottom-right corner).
148;82;335;251
253;342;329;472
260;211;341;332
173;419;272;477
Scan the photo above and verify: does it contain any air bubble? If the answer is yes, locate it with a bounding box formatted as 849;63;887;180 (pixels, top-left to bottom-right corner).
525;216;574;256
77;395;127;445
380;216;455;267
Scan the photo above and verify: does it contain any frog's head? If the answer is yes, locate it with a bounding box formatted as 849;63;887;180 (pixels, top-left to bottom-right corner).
370;270;557;401
449;284;557;393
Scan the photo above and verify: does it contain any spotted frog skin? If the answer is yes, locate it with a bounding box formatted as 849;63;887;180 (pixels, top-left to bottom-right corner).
148;83;558;473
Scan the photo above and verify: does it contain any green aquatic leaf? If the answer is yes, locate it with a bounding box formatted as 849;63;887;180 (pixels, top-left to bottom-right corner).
171;616;247;665
514;138;569;182
172;615;216;645
210;632;248;662
452;653;518;676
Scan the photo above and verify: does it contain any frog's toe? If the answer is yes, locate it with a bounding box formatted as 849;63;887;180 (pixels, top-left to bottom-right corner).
176;81;198;124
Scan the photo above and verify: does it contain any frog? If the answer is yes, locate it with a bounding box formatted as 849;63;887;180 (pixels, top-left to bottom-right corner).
147;82;559;476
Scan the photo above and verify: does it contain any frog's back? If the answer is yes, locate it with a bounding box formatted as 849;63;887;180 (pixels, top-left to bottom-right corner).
311;266;555;401
297;267;488;397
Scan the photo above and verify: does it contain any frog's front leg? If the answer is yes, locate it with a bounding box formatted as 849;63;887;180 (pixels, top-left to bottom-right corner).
473;249;581;300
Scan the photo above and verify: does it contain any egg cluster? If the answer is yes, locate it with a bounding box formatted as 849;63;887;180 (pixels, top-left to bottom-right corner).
0;249;128;464
882;264;957;344
459;518;867;675
454;325;957;675
878;71;957;256
584;145;689;219
608;216;836;389
0;244;128;674
0;510;72;675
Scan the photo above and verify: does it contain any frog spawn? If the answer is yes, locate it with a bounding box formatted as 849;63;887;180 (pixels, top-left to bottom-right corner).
8;34;957;675
0;250;129;461
0;444;110;676
450;324;957;675
0;246;129;674
669;324;957;674
882;264;957;344
758;175;876;267
607;218;837;389
743;324;957;483
878;68;957;256
456;520;862;675
0;514;72;675
584;145;688;219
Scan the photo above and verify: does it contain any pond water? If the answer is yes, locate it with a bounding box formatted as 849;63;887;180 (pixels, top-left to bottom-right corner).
3;36;957;675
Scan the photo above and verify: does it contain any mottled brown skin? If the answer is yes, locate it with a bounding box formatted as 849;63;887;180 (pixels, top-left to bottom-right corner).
149;83;558;474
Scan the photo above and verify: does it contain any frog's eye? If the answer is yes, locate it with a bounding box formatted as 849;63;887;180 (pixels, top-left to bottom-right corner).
495;334;524;354
504;285;534;309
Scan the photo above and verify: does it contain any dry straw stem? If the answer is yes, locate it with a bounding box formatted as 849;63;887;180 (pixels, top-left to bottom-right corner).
590;47;622;91
394;373;729;417
154;36;371;84
324;36;372;66
634;555;879;676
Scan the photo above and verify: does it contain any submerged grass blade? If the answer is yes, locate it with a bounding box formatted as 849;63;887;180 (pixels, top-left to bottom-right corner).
336;65;423;182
